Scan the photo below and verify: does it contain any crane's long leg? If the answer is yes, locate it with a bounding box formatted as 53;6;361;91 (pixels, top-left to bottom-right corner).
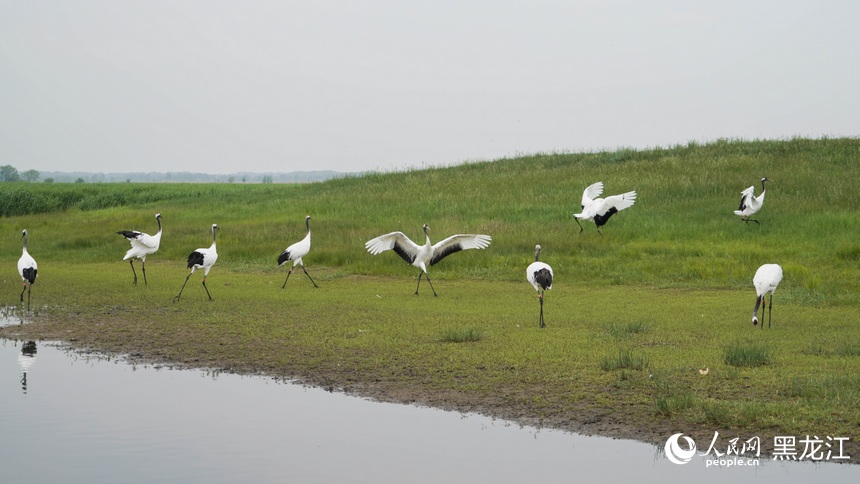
175;272;193;302
202;277;213;301
302;266;319;288
425;273;438;297
141;259;147;285
415;272;437;297
26;284;31;311
129;260;138;285
282;269;293;289
768;294;773;328
539;291;545;328
574;218;584;234
20;283;27;302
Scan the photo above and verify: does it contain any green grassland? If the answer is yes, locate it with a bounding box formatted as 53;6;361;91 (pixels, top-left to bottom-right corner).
1;137;859;455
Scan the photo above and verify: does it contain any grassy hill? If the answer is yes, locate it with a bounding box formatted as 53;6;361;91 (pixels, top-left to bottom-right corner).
3;136;858;298
2;137;859;455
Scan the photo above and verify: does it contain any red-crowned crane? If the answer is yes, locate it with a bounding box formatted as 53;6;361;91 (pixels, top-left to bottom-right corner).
573;182;637;235
18;229;38;311
365;224;491;297
117;213;163;285
734;177;769;224
752;263;782;328
526;244;553;328
278;215;318;288
175;224;219;302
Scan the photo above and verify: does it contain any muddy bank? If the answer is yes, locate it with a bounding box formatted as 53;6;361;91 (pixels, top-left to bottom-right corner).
1;307;856;462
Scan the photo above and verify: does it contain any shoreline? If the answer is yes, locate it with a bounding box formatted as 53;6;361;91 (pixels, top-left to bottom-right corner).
2;313;856;464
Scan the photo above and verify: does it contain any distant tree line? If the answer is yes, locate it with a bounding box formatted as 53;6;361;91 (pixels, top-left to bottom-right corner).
1;165;42;182
1;164;345;184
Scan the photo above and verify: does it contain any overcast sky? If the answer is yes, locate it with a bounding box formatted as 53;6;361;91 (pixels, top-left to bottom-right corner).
1;1;858;175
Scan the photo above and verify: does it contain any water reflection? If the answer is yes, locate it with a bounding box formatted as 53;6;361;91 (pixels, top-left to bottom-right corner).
17;340;36;393
0;333;856;482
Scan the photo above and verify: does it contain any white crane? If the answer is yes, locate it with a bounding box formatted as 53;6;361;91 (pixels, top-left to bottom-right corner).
117;213;163;285
526;244;554;328
734;177;769;224
18;229;38;311
365;224;492;297
751;263;783;328
573;182;637;234
278;215;318;289
175;224;219;301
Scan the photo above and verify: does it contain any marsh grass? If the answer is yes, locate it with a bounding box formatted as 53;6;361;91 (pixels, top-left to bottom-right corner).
601;349;650;371
700;400;766;428
723;342;773;367
835;344;860;357
606;321;650;338
656;392;695;417
2;138;859;303
440;327;484;343
785;375;860;405
720;367;741;380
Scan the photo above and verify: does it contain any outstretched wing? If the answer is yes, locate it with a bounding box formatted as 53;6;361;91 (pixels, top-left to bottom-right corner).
581;182;604;210
601;191;637;213
118;230;159;250
591;191;637;227
365;231;421;264
735;186;754;212
429;234;492;266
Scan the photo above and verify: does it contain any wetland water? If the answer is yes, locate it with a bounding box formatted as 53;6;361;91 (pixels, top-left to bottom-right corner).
0;327;855;482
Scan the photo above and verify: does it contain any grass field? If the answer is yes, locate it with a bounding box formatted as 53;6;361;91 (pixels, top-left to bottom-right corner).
1;137;858;457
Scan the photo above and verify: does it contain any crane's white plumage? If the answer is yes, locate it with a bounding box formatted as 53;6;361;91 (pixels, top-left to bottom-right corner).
573;182;637;234
365;224;492;296
175;224;219;301
734;177;768;223
751;263;782;328
526;244;553;328
117;213;162;285
18;229;38;310
278;215;318;288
